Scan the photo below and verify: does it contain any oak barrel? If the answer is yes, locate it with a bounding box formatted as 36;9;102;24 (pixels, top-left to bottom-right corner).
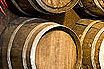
0;17;82;69
74;0;104;17
71;19;104;69
6;0;79;15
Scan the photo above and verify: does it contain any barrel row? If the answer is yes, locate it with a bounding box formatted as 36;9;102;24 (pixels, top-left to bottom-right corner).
6;0;104;17
6;0;78;15
2;17;104;69
0;17;82;69
70;19;104;69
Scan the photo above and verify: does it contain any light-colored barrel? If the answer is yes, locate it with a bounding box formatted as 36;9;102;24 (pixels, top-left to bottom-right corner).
0;17;82;69
6;0;79;15
71;19;104;69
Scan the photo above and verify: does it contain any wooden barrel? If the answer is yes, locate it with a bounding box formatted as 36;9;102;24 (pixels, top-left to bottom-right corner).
74;0;104;17
6;0;79;15
0;17;82;69
70;19;104;69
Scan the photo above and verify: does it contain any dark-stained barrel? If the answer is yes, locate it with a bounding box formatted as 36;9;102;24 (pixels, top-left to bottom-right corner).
0;17;82;69
6;0;79;15
71;19;104;69
74;0;104;17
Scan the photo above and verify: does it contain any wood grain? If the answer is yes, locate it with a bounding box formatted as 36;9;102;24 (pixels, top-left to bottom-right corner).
74;0;104;17
0;17;82;69
6;0;79;14
36;31;76;69
70;19;104;69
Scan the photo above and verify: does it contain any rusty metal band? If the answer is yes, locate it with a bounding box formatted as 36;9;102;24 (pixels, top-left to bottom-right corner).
22;23;58;69
11;0;31;15
91;27;104;69
94;0;104;12
80;20;101;45
7;18;38;69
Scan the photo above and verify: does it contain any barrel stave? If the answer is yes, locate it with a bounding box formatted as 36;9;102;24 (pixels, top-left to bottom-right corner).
82;27;99;68
1;17;30;69
1;17;48;69
10;23;39;69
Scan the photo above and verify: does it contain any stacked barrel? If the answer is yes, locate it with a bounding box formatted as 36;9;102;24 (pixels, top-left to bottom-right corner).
0;0;104;69
70;19;104;69
0;17;82;69
71;0;104;69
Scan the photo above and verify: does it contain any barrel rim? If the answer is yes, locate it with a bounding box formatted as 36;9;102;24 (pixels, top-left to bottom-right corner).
30;23;82;69
35;0;79;13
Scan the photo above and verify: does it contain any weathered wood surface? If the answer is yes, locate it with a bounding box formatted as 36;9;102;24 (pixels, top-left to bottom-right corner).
0;5;81;69
74;0;104;17
63;9;80;28
0;17;82;69
36;31;77;69
0;9;18;35
0;9;80;35
6;0;79;15
70;19;104;69
40;9;80;26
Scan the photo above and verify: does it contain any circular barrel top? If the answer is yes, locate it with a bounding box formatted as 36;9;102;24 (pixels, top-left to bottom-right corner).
36;30;77;69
